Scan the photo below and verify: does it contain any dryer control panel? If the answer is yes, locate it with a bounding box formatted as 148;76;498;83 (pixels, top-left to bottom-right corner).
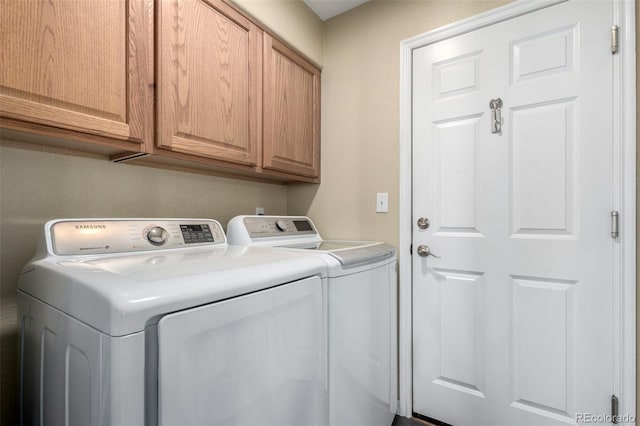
242;216;318;238
48;219;226;255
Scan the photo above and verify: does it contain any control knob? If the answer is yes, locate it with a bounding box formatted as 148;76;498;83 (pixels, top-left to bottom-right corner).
146;226;168;246
275;220;288;231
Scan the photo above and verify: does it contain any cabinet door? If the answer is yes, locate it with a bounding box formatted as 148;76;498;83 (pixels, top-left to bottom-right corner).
0;0;152;151
263;35;320;179
157;0;261;167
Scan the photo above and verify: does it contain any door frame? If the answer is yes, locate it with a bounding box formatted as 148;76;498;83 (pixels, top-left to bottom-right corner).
398;0;636;420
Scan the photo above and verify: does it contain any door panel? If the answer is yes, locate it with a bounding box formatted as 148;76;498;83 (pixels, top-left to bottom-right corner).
263;35;321;179
511;276;576;417
157;0;261;166
412;1;613;424
0;0;151;148
510;99;577;236
433;115;483;235
433;270;486;398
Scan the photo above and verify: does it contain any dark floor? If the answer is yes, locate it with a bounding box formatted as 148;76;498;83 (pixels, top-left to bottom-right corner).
392;415;437;426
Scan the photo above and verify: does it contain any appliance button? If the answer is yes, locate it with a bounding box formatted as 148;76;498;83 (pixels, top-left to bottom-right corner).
147;226;168;246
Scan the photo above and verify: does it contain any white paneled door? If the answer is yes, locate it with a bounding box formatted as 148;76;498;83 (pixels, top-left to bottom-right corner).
412;1;614;424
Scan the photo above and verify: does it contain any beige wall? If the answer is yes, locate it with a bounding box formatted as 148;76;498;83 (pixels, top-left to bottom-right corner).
288;0;639;418
0;146;289;424
231;0;324;66
288;0;512;247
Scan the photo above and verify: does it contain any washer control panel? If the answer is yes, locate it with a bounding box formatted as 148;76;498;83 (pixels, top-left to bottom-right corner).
243;216;317;238
50;219;225;255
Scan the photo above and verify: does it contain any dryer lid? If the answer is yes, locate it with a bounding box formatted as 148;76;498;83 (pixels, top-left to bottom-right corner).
282;241;396;267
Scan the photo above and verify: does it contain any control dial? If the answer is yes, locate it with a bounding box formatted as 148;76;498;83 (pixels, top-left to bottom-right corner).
275;220;288;232
146;226;168;246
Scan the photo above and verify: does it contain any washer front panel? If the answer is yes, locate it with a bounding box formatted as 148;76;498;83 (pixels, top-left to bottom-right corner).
158;276;326;426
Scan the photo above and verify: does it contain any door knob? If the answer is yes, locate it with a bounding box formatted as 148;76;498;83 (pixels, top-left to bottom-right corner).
416;244;440;258
417;217;430;229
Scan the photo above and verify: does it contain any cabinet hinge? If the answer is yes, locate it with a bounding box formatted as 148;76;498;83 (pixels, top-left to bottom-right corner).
611;211;619;239
611;25;619;54
410;244;413;255
611;394;619;424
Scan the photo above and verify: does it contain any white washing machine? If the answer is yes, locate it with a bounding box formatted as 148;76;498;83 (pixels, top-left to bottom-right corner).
18;218;328;426
227;215;398;426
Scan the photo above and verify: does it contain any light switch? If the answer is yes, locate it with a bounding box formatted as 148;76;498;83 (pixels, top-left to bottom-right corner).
376;193;388;213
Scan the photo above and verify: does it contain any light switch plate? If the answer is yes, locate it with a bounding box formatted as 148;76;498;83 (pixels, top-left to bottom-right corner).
255;207;265;215
376;193;388;213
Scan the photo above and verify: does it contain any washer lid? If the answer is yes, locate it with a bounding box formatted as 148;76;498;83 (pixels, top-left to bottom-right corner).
283;241;396;267
18;245;327;336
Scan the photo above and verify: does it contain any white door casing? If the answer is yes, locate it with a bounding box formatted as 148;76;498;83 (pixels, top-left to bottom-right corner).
398;0;636;424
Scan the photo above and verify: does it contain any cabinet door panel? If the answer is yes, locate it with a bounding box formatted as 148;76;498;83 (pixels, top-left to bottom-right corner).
263;35;320;179
157;0;260;166
0;0;151;148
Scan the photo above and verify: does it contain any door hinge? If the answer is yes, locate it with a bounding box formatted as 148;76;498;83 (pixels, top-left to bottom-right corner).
611;394;619;424
611;211;619;239
611;25;619;54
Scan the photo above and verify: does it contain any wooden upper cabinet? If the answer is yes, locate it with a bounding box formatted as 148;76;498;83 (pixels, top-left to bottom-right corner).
1;0;320;183
0;0;153;151
156;0;261;167
263;34;320;180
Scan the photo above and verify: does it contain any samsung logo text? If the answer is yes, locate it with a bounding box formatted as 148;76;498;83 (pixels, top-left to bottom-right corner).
75;225;107;230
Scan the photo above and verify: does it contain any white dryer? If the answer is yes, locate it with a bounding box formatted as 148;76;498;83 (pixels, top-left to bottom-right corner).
227;215;398;426
18;218;328;426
